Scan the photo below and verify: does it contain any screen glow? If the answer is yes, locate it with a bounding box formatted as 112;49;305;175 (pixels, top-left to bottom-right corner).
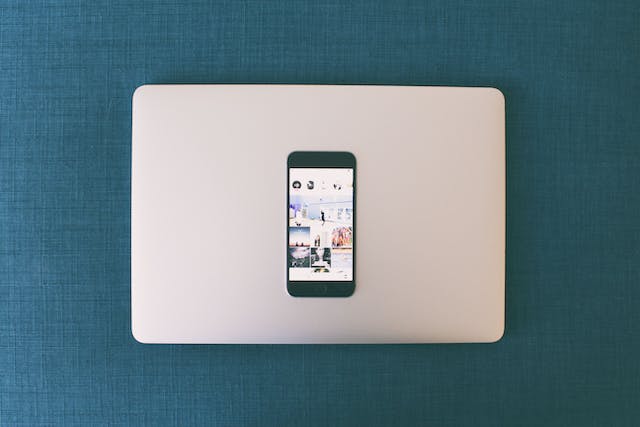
288;168;353;281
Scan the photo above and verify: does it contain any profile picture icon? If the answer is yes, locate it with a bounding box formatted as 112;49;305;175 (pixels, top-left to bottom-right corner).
307;181;314;190
292;181;301;189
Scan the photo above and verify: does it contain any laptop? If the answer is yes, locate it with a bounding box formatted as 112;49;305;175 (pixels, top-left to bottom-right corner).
131;85;505;343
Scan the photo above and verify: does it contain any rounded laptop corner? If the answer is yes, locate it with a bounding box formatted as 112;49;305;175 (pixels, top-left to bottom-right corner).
132;84;152;104
486;86;505;107
486;321;505;343
131;320;151;344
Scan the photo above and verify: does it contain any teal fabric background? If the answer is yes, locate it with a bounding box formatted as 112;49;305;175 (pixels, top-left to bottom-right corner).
1;1;639;425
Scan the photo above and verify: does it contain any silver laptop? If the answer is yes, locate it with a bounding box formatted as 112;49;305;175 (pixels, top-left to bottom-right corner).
131;85;505;343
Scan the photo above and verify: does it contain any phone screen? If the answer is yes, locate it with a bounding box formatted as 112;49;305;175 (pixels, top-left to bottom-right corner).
288;168;354;281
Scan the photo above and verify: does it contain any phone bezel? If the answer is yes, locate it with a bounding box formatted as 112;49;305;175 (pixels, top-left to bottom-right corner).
287;151;356;297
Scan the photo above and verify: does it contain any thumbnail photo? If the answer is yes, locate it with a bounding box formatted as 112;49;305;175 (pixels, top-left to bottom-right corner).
311;247;331;268
331;226;353;248
288;247;310;268
289;226;310;247
331;248;352;269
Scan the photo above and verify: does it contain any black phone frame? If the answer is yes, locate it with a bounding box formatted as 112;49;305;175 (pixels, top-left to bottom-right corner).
286;151;356;297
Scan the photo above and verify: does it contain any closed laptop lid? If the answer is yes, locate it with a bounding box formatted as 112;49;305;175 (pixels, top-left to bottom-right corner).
131;85;505;343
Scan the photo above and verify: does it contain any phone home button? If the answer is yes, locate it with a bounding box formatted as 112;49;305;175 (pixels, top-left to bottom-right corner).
318;284;328;295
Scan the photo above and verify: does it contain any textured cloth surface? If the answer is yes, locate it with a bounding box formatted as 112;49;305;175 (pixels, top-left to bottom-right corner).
1;1;639;426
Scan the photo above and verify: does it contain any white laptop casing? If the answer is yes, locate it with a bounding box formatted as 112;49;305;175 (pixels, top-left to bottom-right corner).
131;85;505;343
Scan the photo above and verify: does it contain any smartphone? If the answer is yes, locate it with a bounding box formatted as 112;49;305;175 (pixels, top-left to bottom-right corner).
287;151;356;297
